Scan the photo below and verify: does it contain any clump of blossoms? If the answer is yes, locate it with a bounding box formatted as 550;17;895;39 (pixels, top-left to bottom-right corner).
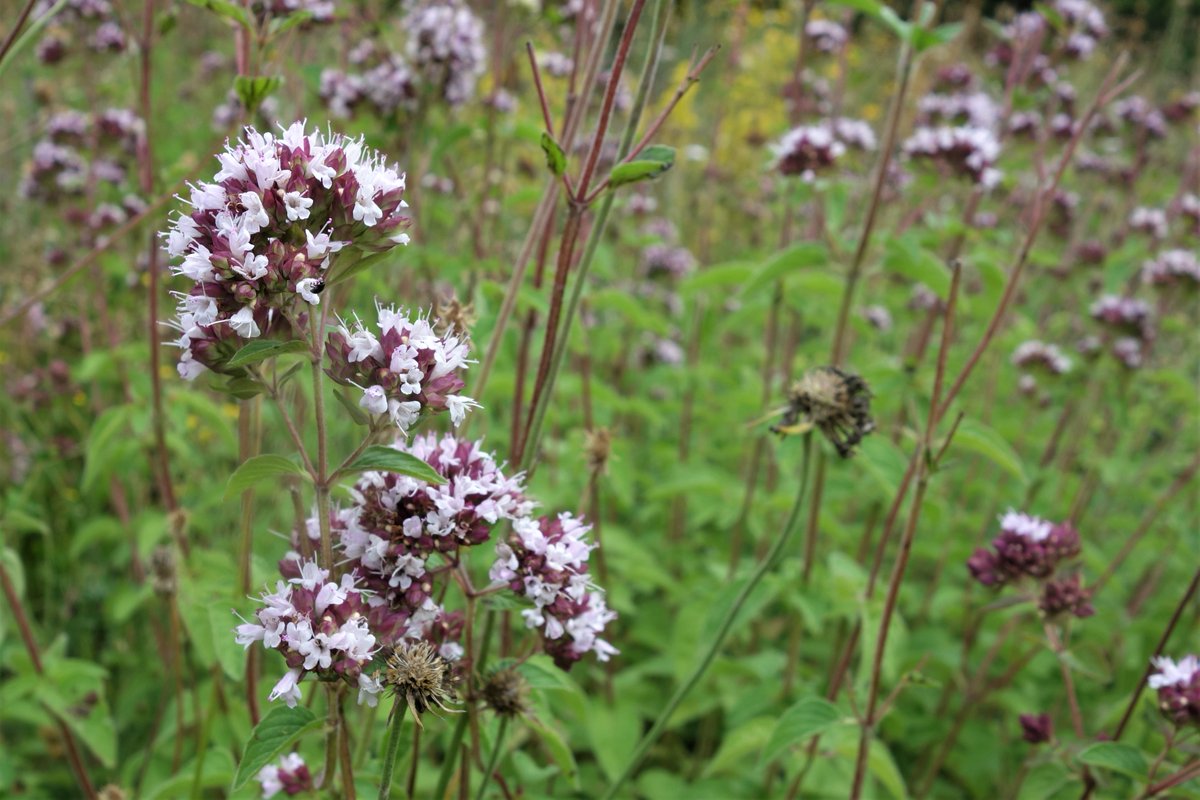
402;0;486;106
903;126;1001;188
771;125;845;181
1052;0;1108;59
257;753;314;798
163;122;411;381
1143;250;1200;288
249;0;334;23
332;433;530;651
804;19;847;54
34;0;127;64
1148;655;1200;727
1128;206;1168;240
1089;294;1154;369
235;560;381;707
490;514;618;669
967;511;1092;620
323;305;479;430
21;108;144;206
1012;341;1072;376
916;91;1000;130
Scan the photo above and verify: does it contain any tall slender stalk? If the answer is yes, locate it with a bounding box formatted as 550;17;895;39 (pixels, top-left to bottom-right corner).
379;700;410;800
601;433;815;799
473;716;509;800
850;263;962;798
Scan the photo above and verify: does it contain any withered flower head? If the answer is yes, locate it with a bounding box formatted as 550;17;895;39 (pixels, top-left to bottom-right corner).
584;427;612;474
481;666;529;718
435;293;477;339
150;545;176;596
774;366;874;457
382;640;458;726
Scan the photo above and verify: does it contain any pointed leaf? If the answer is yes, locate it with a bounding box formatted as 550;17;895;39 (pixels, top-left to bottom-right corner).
341;445;446;484
224;454;309;500
225;339;310;368
1077;742;1148;781
541;132;567;176
231;705;324;790
762;697;843;763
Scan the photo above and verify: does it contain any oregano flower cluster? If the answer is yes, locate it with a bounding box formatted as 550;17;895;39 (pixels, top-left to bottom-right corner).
162;122;411;380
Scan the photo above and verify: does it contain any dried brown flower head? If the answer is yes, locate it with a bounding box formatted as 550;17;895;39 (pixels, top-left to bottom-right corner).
583;427;612;474
774;366;874;457
481;666;529;718
150;545;176;596
435;293;477;339
382;640;457;726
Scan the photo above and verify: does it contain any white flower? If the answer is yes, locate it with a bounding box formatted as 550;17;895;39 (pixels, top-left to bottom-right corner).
353;190;383;226
346;327;382;362
229;306;261;338
388;399;421;430
360;385;389;415
1149;655;1199;689
177;351;206;381
297;277;323;305
234;253;269;281
446;395;481;426
357;672;383;707
239;190;270;233
283;191;313;221
1000;510;1052;541
305;228;345;261
179;245;215;281
268;668;304;707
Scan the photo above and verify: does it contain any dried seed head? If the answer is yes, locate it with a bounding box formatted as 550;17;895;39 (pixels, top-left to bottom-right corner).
150;545;176;596
481;666;529;718
382;640;457;725
583;427;612;474
775;366;874;457
435;293;477;339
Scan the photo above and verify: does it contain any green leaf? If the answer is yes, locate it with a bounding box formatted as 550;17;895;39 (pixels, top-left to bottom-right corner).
225;339;310;368
608;146;676;189
540;132;567;176
761;697;843;764
951;418;1028;485
183;0;253;29
525;716;579;789
882;236;951;299
217;376;268;400
705;717;775;777
340;446;446;484
234;75;283;114
741;242;830;297
586;698;640;782
327;249;401;287
82;404;138;494
267;9;313;36
332;386;371;426
231;706;324;790
519;656;581;694
680;261;755;294
223;454;309;500
912;22;963;52
1076;742;1148;781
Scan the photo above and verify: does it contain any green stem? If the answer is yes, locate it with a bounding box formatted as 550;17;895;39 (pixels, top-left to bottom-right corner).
601;434;815;798
378;699;409;800
519;0;669;474
434;714;470;800
473;716;509;800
